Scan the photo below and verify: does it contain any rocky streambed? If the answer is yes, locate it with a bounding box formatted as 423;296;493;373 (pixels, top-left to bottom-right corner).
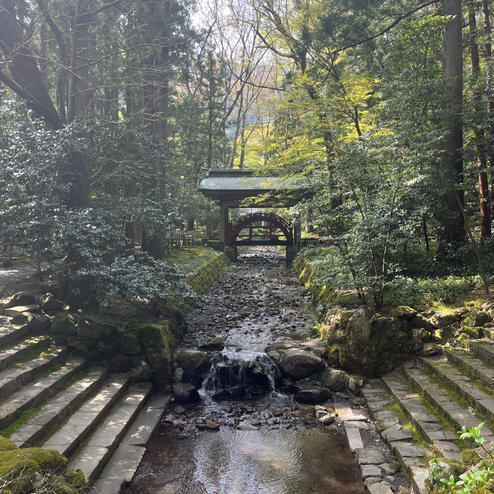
124;248;402;494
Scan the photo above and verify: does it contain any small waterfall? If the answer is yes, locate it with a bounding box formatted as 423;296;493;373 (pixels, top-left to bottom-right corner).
201;350;281;400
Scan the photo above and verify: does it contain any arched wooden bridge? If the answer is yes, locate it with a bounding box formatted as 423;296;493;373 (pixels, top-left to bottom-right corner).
226;212;294;247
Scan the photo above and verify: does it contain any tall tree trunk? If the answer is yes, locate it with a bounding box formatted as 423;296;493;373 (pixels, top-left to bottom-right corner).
482;0;494;220
468;2;491;238
438;0;465;254
68;0;90;121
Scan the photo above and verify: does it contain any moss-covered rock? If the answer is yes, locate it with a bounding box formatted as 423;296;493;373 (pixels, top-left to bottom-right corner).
137;322;175;385
0;436;17;451
119;329;142;355
0;447;68;493
389;306;417;320
50;312;77;336
333;307;422;377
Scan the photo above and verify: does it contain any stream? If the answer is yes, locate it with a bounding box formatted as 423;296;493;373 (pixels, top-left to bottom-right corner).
124;247;365;494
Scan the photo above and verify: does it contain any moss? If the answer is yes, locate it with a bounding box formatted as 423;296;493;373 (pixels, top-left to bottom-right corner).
63;468;86;489
0;447;67;493
462;448;481;465
187;251;232;295
1;407;41;438
383;401;428;447
0;436;17;450
137;322;176;385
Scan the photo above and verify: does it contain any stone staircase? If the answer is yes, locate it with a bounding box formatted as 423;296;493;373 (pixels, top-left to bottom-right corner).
0;313;169;494
363;330;494;494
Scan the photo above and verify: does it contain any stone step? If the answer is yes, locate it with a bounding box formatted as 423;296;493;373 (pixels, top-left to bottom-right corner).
383;372;461;462
87;393;170;494
467;340;494;362
41;373;130;457
0;336;50;372
362;383;430;494
9;368;107;447
0;320;29;348
443;347;494;388
0;356;85;430
68;383;152;484
419;356;494;423
0;346;66;398
403;365;494;445
4;306;39;317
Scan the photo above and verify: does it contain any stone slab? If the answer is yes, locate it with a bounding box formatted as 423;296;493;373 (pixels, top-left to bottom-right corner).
4;305;38;317
344;425;363;451
123;394;170;447
391;441;427;458
69;446;109;482
381;423;412;442
334;402;368;421
0;324;28;347
355;448;386;465
373;410;399;431
88;445;146;493
367;482;393;494
361;464;382;479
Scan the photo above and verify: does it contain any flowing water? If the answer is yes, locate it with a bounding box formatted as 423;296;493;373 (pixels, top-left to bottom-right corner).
124;248;365;494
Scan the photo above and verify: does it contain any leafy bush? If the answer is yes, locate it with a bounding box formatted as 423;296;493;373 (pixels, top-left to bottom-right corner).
429;423;494;494
56;208;195;309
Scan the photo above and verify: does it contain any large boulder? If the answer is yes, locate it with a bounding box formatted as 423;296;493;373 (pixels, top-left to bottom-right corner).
119;329;142;355
336;307;422;377
269;348;324;379
172;382;200;403
39;293;64;314
76;314;116;339
137;322;175;386
5;291;36;308
174;348;211;386
294;382;331;404
319;367;350;392
50;312;77;336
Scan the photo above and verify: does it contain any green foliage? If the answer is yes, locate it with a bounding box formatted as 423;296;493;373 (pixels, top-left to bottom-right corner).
429;424;494;494
57;208;195;310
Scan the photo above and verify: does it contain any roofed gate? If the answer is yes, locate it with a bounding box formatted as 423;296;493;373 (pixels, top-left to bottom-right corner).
198;169;311;264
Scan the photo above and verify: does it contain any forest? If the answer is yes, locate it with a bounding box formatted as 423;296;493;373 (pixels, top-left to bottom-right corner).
0;0;492;310
0;2;493;494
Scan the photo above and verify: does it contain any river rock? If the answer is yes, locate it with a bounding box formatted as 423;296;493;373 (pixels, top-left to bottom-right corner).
200;337;225;351
205;420;220;430
237;422;259;430
5;291;36;308
50;312;77;336
39;293;64;313
175;348;211;386
173;382;200;403
319;367;349;391
294;382;331;404
272;348;324;378
318;413;335;425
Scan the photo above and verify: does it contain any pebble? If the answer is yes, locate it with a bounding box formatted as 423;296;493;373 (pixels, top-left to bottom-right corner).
205;420;220;430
